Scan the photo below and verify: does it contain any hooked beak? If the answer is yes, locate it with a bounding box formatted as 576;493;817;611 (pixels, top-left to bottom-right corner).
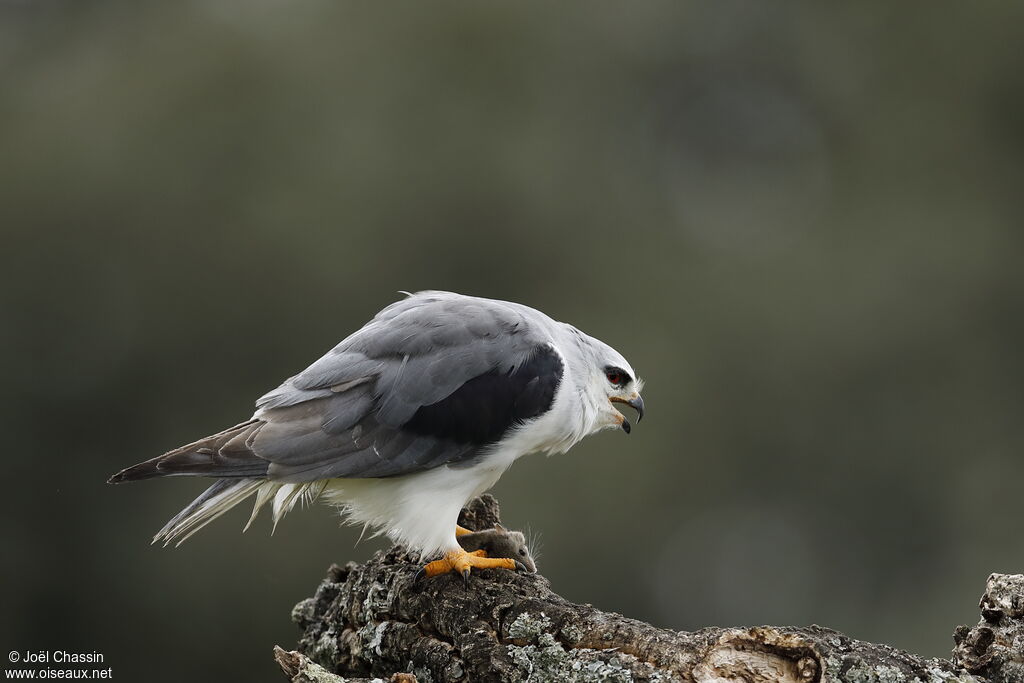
610;393;645;434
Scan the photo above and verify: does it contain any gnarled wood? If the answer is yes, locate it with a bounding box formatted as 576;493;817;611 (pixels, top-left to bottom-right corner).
277;495;1021;683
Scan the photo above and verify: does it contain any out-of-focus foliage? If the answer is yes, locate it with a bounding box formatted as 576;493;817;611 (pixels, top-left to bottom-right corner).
1;2;1022;680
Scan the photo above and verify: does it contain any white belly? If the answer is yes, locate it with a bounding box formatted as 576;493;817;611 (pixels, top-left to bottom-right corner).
317;375;590;558
320;448;518;557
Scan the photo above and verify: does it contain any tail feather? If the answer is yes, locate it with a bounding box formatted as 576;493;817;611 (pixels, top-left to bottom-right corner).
271;484;304;533
112;420;331;544
243;482;277;533
153;478;265;547
153;478;327;546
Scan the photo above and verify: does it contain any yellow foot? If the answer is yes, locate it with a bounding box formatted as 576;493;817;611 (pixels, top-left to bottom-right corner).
418;547;523;584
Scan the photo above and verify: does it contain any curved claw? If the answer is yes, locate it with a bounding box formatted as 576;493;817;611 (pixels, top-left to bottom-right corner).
420;548;519;582
515;560;530;573
414;567;427;582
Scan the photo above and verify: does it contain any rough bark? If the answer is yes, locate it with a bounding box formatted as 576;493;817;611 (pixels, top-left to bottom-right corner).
277;495;1022;683
953;573;1024;683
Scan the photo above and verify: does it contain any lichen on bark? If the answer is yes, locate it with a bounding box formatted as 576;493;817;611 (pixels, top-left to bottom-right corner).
276;495;1023;683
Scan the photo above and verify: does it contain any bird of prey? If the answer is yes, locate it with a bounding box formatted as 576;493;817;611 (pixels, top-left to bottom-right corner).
109;291;644;580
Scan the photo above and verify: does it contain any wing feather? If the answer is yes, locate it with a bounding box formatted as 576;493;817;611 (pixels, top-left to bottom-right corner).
110;292;564;485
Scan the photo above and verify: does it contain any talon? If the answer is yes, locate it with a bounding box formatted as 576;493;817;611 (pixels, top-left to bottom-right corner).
461;568;471;586
418;547;519;582
515;560;529;573
414;567;426;582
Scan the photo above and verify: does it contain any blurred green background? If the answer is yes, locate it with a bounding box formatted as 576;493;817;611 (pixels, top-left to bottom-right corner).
2;2;1022;681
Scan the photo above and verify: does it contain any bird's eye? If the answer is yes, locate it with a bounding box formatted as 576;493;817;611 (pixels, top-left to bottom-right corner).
605;367;630;386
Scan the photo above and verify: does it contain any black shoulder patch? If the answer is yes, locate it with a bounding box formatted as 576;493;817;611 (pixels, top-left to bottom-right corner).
402;345;564;445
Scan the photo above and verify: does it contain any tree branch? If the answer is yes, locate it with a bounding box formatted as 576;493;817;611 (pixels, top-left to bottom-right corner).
277;495;1022;683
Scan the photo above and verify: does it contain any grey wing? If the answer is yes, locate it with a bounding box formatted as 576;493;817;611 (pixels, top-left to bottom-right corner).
111;293;563;484
258;292;547;427
254;293;561;481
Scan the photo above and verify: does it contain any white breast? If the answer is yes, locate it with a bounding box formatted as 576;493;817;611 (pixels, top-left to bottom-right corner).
319;343;590;557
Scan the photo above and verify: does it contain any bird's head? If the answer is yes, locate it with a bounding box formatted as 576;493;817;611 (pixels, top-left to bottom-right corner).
602;362;645;435
563;327;645;435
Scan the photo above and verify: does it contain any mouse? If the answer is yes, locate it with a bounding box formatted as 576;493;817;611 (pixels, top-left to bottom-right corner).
457;524;537;573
